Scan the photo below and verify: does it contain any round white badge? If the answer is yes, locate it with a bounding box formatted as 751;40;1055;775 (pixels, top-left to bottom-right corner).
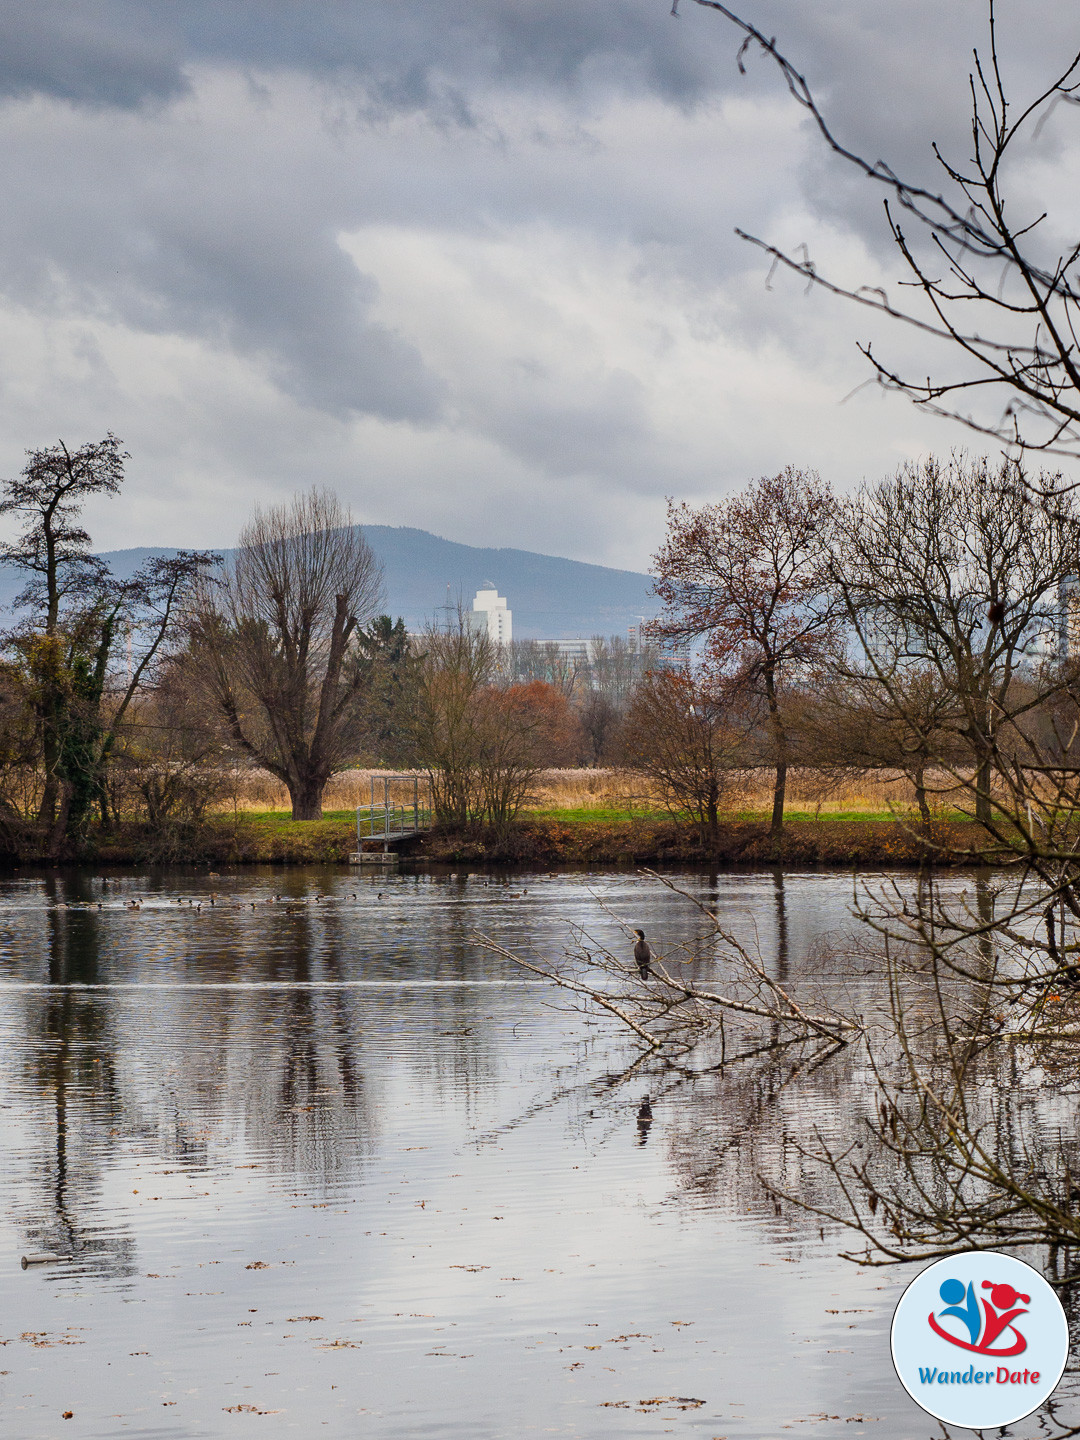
891;1252;1069;1428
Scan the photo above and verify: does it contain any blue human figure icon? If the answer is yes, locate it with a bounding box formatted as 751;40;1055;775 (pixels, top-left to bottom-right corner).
938;1278;982;1345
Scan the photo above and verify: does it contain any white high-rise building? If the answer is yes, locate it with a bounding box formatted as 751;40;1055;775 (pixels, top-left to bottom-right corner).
471;584;512;646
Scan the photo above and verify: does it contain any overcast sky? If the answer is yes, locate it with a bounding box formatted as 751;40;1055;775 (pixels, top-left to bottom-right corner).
0;0;1075;569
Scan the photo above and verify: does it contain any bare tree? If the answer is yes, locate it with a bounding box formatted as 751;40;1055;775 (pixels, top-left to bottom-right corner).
618;668;747;838
651;468;841;840
190;488;383;821
502;639;582;696
479;871;859;1062
473;686;551;828
410;612;494;825
797;663;961;831
410;613;553;828
588;634;657;711
656;4;1080;1272
780;874;1080;1267
679;0;1080;464
832;454;1080;825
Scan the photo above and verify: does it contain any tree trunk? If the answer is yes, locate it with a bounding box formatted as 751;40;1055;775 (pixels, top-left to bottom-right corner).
770;760;787;841
289;776;324;821
975;753;993;825
46;783;71;861
913;763;931;834
38;773;58;828
37;678;62;826
764;663;786;843
707;781;719;841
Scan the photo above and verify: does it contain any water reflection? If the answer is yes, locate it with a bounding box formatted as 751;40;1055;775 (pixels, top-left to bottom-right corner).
773;868;790;982
635;1096;653;1146
0;865;1075;1439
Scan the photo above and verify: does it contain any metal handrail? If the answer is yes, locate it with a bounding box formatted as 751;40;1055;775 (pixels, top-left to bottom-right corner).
355;803;432;839
355;774;433;850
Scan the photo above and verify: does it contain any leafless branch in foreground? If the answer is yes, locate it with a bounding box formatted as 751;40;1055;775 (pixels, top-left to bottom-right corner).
681;0;1080;465
476;869;860;1067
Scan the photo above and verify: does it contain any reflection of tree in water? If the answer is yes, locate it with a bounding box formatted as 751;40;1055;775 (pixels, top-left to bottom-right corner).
653;920;1080;1285
9;874;385;1274
635;1096;653;1146
129;915;377;1192
417;875;503;1118
8;865;520;1273
658;1032;860;1225
15;874;137;1279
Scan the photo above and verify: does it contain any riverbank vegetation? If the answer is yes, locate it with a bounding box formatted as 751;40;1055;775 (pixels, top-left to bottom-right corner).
0;436;1078;878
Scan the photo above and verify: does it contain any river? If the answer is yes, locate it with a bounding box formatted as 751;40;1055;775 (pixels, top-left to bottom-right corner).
0;865;1075;1438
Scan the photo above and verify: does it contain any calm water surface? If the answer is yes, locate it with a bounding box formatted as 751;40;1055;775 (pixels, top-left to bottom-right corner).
0;866;1075;1439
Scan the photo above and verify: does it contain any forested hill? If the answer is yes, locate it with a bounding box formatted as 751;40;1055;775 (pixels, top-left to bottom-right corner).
0;525;658;640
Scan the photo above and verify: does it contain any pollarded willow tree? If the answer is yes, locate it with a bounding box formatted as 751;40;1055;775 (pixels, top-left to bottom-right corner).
650;467;842;839
191;488;383;821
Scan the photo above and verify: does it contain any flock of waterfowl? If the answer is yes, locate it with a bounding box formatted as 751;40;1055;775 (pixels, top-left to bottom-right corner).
36;873;656;979
42;874;535;914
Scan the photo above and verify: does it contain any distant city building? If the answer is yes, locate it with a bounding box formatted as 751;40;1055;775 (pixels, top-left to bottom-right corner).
1060;576;1080;657
471;583;512;646
629;621;690;667
525;630;690;668
533;638;591;661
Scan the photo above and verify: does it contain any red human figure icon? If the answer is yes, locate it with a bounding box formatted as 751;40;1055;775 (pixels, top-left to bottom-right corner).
978;1282;1030;1351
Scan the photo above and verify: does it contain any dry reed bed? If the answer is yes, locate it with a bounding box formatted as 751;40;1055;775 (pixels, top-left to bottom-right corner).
211;767;971;817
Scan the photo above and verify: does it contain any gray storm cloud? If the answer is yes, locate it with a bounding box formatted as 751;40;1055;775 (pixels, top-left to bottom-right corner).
0;0;1074;564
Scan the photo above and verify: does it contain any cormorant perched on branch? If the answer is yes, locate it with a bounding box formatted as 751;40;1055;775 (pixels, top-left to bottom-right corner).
633;929;654;979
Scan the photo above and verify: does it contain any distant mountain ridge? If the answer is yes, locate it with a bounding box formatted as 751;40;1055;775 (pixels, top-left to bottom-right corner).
0;525;658;640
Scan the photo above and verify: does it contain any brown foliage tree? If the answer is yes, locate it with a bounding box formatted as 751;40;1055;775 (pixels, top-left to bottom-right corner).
410;617;552;828
501;681;584;768
650;468;840;838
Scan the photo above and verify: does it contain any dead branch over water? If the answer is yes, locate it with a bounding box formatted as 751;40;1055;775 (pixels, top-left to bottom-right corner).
480;869;1080;1281
476;869;859;1062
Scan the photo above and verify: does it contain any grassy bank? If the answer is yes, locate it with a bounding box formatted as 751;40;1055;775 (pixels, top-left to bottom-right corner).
7;812;361;868
3;810;990;868
409;816;986;867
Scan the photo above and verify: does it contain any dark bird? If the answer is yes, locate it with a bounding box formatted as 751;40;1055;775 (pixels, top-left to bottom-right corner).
633;929;654;979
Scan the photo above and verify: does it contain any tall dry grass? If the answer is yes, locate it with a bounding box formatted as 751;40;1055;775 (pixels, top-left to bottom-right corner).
206;765;972;818
532;767;967;816
206;769;429;813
